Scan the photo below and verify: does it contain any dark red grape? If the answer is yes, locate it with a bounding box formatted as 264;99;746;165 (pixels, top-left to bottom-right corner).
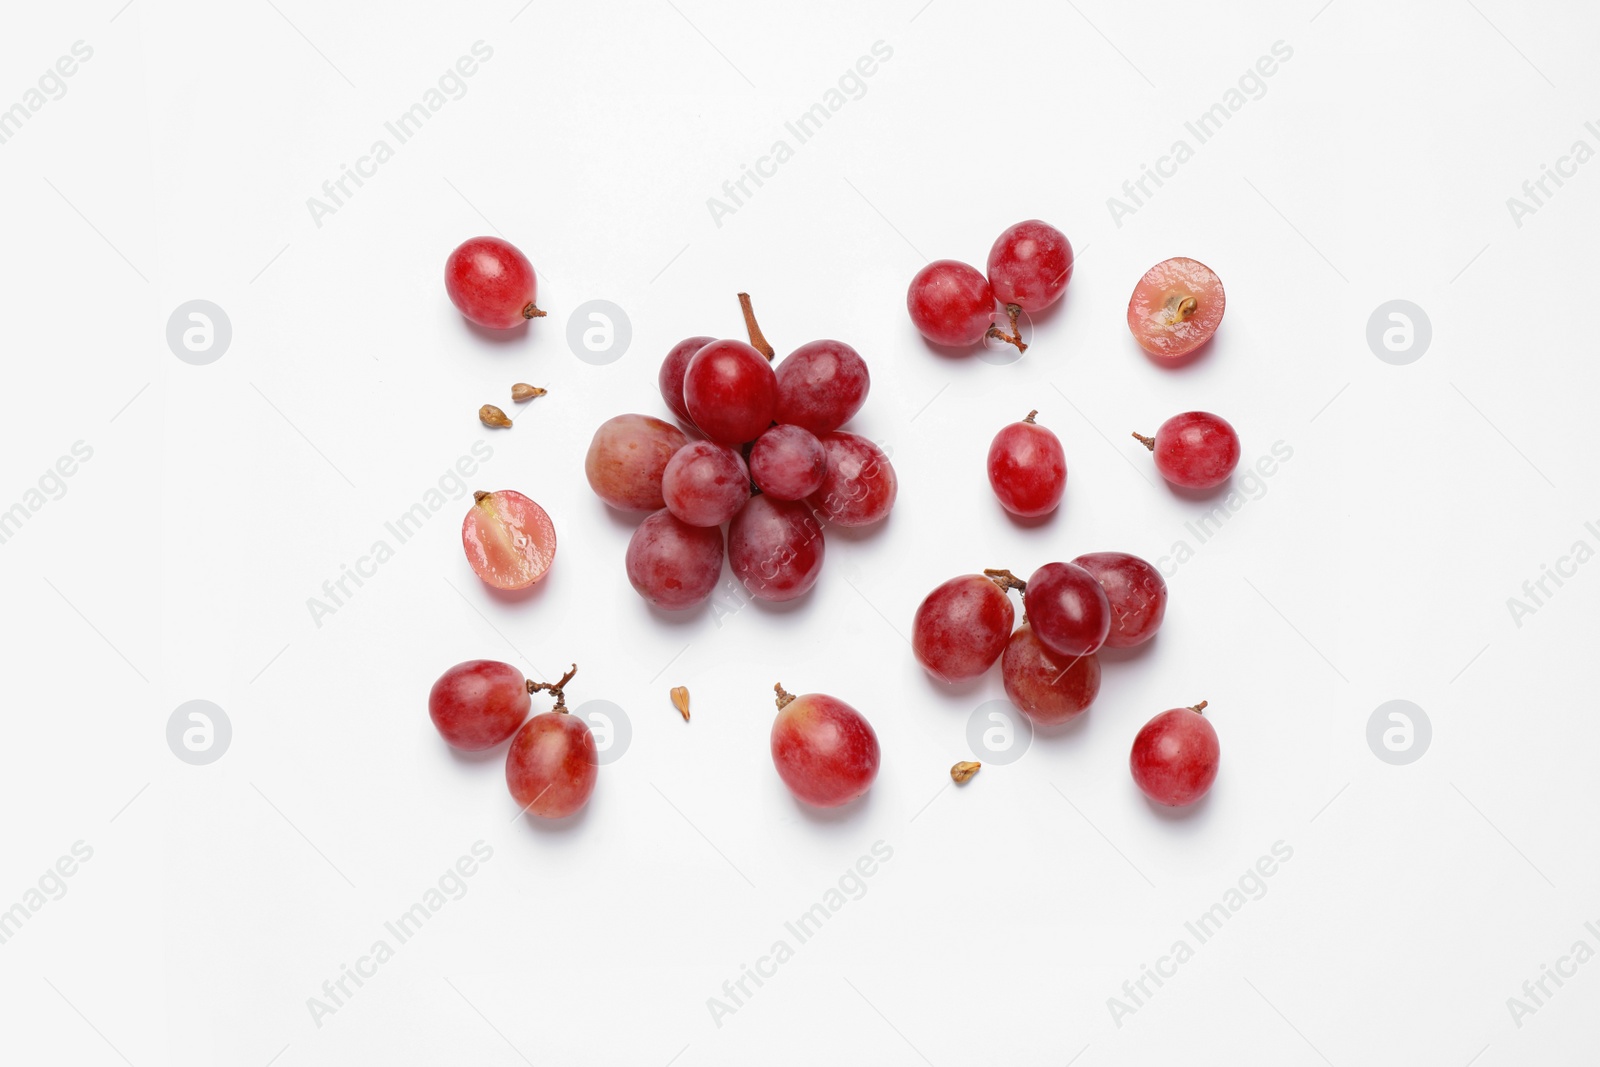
907;260;995;347
987;220;1073;313
987;411;1067;518
1023;562;1111;657
429;660;530;750
1071;552;1167;648
626;509;725;610
444;236;543;329
774;340;869;434
1000;625;1101;725
1135;411;1240;489
911;574;1015;682
658;335;715;425
662;441;749;527
749;424;827;501
585;414;687;511
770;684;879;808
808;432;896;527
684;340;778;445
728;495;825;602
1130;702;1219;806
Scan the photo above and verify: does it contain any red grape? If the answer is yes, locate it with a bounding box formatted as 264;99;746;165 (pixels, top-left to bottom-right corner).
663;441;750;527
912;574;1016;682
728;495;825;602
770;684;879;808
774;340;869;434
749;424;826;501
1127;258;1225;359
1130;702;1219;806
584;414;688;511
659;335;715;425
461;490;556;590
907;260;995;347
506;667;598;818
808;432;896;527
1023;562;1111;657
1071;552;1167;648
987;220;1073;313
987;411;1067;518
625;509;725;610
444;236;543;329
429;660;530;750
684;340;778;445
1000;625;1101;726
1134;411;1240;489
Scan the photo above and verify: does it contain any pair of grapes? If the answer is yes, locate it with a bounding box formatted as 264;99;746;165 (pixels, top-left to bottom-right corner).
907;220;1073;351
586;295;896;609
429;660;596;819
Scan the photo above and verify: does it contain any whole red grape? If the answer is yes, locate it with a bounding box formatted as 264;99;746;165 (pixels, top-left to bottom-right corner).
429;660;530;750
907;260;995;347
749;424;826;501
1135;411;1240;489
1071;552;1167;648
1000;625;1101;725
626;509;725;610
1127;257;1225;360
684;340;778;445
774;340;870;434
987;220;1073;313
808;432;897;527
662;441;749;527
728;495;825;602
987;411;1067;518
1130;702;1220;806
444;236;543;329
460;490;556;590
584;414;688;511
770;684;879;808
507;713;598;818
911;574;1015;682
1023;562;1111;657
659;335;715;425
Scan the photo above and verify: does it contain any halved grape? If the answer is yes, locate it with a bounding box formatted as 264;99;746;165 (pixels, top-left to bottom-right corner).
461;490;556;590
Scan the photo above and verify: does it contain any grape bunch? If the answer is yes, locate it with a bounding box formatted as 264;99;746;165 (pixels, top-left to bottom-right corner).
586;295;897;610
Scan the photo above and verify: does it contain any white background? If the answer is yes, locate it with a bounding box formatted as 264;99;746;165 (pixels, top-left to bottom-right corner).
2;0;1595;1063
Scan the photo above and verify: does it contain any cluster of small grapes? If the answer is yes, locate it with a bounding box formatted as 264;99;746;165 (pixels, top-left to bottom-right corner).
585;296;897;609
906;220;1074;351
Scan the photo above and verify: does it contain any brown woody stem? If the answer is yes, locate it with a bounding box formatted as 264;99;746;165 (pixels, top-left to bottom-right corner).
984;568;1027;593
985;303;1028;353
738;293;775;359
1189;700;1209;714
527;664;579;713
473;490;490;504
1132;432;1156;451
522;302;546;319
1023;410;1038;424
774;683;795;709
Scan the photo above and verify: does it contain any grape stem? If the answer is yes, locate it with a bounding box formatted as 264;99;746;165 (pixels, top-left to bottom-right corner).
986;303;1028;353
527;664;579;713
521;302;547;319
1023;410;1038;424
473;490;491;504
774;683;796;709
1131;432;1156;451
1188;700;1209;714
738;293;776;360
983;568;1027;594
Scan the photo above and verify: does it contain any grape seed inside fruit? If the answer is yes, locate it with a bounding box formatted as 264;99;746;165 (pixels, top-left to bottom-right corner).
460;490;556;590
1127;257;1225;360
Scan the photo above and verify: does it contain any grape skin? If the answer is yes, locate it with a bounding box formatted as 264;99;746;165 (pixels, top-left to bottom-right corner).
584;414;688;511
987;414;1067;518
506;713;599;818
911;575;1015;682
684;339;778;445
1071;552;1167;648
906;260;995;347
1130;707;1219;806
1023;562;1111;657
749;424;827;501
987;220;1073;313
429;660;530;750
444;236;540;329
808;432;897;528
774;340;869;434
662;441;750;527
770;691;880;808
658;335;715;426
1000;626;1100;725
728;495;825;602
626;509;725;610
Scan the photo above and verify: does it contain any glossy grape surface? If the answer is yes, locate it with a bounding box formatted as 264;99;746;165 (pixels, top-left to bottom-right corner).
506;712;598;818
662;441;750;527
584;414;688;511
684;339;778;444
625;509;725;610
429;660;530;750
1130;706;1220;806
460;490;556;590
808;432;897;527
770;690;880;807
1127;257;1225;359
1024;562;1111;657
987;220;1073;312
658;335;715;425
987;413;1067;518
749;424;827;501
728;495;825;602
911;574;1015;682
907;260;995;347
444;236;540;329
1000;625;1101;725
1144;411;1240;489
1071;552;1167;648
774;340;870;434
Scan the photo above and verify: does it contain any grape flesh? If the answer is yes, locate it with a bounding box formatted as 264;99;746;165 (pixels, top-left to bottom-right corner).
987;413;1067;518
728;495;825;602
658;335;715;425
749;424;826;501
1130;705;1220;806
770;689;880;807
429;660;530;750
1001;625;1101;725
460;490;556;590
1127;258;1225;359
1071;552;1167;648
625;509;725;610
506;712;598;818
808;432;897;527
987;220;1073;312
1142;411;1240;489
444;236;541;329
906;260;995;347
584;414;688;511
684;339;778;444
662;441;749;527
911;574;1014;682
774;340;869;434
1023;562;1111;657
